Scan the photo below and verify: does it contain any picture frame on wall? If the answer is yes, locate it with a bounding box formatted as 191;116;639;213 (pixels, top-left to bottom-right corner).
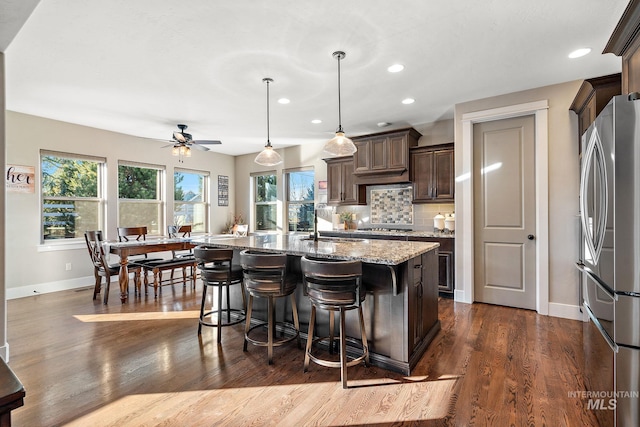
218;175;229;206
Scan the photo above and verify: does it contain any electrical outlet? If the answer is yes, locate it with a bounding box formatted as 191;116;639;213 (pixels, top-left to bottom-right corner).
65;263;72;271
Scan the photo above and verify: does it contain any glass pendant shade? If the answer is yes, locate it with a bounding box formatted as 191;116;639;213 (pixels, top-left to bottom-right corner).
324;131;356;156
255;77;283;166
172;146;179;156
254;142;282;166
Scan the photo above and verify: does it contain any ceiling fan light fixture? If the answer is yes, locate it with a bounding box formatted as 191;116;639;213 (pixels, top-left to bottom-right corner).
255;78;283;166
324;51;357;156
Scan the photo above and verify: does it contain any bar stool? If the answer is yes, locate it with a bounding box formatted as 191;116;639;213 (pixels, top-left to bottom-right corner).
300;256;369;389
239;250;301;365
194;247;246;343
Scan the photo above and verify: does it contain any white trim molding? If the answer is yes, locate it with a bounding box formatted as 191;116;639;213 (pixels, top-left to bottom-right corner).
459;100;550;315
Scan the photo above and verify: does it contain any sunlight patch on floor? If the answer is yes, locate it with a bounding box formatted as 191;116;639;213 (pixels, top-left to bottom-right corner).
63;378;458;426
74;311;201;322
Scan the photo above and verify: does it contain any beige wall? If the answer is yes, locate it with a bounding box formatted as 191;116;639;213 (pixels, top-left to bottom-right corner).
5;111;235;298
454;80;582;310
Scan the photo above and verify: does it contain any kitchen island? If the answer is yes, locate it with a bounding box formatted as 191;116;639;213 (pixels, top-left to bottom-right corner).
193;233;440;374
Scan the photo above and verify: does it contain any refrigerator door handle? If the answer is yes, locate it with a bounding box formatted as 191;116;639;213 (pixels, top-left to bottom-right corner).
576;262;617;300
583;301;619;353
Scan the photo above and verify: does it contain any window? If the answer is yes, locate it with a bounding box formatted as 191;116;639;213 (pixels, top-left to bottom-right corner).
174;169;208;233
118;162;164;235
41;152;104;241
254;174;277;231
286;169;315;232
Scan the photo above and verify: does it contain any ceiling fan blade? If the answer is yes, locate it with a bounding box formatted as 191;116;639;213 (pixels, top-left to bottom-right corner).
160;142;175;148
193;139;222;145
173;131;188;143
190;143;210;151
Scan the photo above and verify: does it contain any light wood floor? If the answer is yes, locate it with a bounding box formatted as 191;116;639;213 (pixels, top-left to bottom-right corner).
6;281;599;426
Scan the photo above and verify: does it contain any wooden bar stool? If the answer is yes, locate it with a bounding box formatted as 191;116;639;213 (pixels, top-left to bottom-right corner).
239;250;300;365
300;256;369;389
194;247;246;342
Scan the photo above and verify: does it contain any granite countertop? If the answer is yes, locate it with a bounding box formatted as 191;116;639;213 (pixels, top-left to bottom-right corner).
324;229;455;239
192;233;438;265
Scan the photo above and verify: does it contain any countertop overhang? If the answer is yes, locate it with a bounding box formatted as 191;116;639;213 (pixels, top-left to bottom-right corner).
192;233;438;265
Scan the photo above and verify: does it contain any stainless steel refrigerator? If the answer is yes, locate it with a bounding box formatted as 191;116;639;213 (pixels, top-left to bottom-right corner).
577;94;640;426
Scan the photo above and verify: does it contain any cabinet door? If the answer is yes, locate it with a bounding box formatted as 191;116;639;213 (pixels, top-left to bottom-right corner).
408;257;423;351
433;149;454;200
387;134;408;171
411;149;434;202
327;161;343;204
341;160;358;204
354;140;370;173
370;137;387;171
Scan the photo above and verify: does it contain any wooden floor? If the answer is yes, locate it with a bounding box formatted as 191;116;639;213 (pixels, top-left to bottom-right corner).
6;281;599;426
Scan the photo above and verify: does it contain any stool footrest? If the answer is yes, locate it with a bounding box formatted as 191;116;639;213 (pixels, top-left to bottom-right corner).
199;309;245;328
306;336;368;369
245;322;300;348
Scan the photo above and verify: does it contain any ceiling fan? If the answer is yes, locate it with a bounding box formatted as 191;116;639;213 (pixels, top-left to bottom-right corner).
161;124;222;152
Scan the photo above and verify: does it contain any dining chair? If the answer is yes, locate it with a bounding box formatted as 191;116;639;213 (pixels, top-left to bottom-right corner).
167;224;198;287
84;230;142;304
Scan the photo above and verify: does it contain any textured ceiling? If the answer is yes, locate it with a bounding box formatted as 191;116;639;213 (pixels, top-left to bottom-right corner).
4;0;629;156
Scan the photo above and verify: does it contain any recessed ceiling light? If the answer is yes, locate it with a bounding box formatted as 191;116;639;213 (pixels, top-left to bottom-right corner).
568;48;591;59
377;122;391;127
402;98;415;105
388;64;404;73
311;119;322;124
278;98;290;104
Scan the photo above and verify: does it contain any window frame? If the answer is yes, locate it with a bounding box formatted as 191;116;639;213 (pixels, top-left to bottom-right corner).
117;160;165;236
285;167;315;233
40;150;106;244
173;168;209;233
252;172;278;232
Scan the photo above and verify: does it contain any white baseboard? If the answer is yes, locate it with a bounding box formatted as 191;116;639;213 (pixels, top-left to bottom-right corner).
6;275;100;300
548;302;584;321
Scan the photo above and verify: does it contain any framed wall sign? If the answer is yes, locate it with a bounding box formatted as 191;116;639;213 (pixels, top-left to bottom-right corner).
6;164;35;193
218;175;229;206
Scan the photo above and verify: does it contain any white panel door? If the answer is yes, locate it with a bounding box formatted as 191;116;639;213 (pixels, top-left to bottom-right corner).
473;116;536;310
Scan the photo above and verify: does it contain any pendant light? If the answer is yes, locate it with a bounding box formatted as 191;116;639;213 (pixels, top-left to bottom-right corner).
323;51;357;156
254;77;283;166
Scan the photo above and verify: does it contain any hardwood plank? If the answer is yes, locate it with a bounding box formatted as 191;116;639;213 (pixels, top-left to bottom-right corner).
5;283;599;426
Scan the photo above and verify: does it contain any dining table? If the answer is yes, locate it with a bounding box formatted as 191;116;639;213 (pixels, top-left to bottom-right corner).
106;238;196;303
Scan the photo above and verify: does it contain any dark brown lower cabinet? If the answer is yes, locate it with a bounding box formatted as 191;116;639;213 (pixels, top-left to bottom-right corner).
409;237;454;298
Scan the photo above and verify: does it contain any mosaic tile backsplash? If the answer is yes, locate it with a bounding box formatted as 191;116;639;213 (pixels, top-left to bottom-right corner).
370;187;413;225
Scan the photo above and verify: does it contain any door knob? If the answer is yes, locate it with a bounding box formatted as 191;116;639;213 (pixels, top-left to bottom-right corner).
527;234;535;240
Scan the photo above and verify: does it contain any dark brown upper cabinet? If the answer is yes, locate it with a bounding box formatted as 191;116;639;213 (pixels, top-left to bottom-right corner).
604;0;640;95
352;128;420;185
570;74;621;151
410;143;454;203
325;156;366;206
